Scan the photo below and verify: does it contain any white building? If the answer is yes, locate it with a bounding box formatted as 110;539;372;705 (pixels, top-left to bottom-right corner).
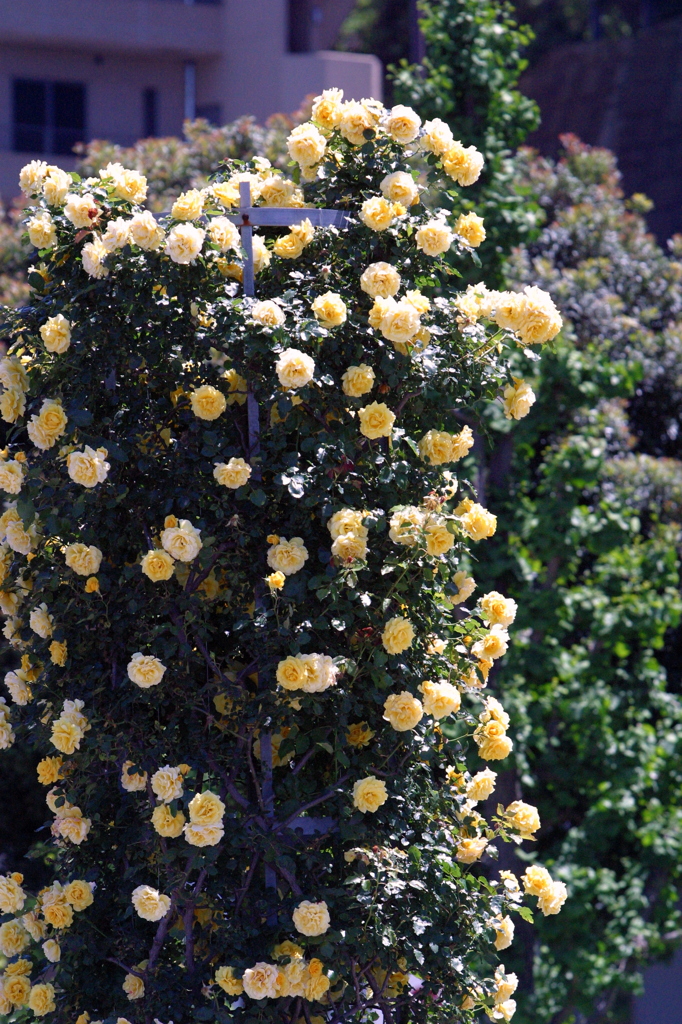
0;0;382;199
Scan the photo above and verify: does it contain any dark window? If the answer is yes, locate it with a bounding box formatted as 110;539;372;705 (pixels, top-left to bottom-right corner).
143;87;157;138
288;0;311;52
196;102;221;126
13;79;86;155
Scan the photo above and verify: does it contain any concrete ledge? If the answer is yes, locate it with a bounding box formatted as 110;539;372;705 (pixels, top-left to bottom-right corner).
281;50;383;113
0;0;224;58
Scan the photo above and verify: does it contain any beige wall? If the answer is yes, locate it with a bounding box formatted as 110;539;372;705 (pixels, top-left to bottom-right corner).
0;0;382;202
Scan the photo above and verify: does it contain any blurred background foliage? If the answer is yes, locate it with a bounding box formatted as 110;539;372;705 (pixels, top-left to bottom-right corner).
2;0;682;1019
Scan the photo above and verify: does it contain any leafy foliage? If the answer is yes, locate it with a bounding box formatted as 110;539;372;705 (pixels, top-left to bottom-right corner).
391;0;541;285
475;137;682;1023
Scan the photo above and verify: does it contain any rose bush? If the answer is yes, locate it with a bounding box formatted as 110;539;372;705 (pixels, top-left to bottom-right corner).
0;93;564;1023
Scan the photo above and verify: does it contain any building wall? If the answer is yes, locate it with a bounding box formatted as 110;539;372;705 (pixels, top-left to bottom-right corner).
0;0;381;203
520;15;682;242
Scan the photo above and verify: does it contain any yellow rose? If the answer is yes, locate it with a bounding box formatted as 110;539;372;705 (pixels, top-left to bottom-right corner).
504;800;541;837
101;216;130;251
252;235;271;274
267;536;308;575
101;163;148;204
480;591;517;627
471;624;508;661
165;223;205;264
353;775;388;813
121;760;147;792
378;297;421;345
280;958;307;997
494;967;518;1005
0;460;24;495
455;837;488;863
141;548;175;582
151;803;185;838
43;168;72;206
381;170;419;205
339;101;375;145
20;159;48;196
327;508;367;539
415;219;454;256
389;505;425;546
521;864;553;897
292;899;330;936
131;884;171;922
83;575;99;594
19;912;46;943
28;983;55;1017
171;189;204;221
421;118;454;155
151;765;184;803
0;873;25;913
28;212;57;250
188;789;225;826
127;652;166;688
215;965;244;996
276;656;308;691
503;378;536;420
212;181;241;208
385;104;421;143
161;519;202;562
493;915;514;951
81;236;109;279
0;357;28;392
479;696;510;728
184;820;225;846
40;314;71;354
442;141;484;186
0;388;26;424
342;363;375;397
214;458;252;489
298;653;336;693
27;398;68;450
455;282;496;321
49;640;68;666
5;670;31;705
516;285;563;346
67;446;110;488
538;880;568;916
259;176;302;208
276;348;315;389
290;218;314;246
207;216;241;253
474;720;512;761
252;300;285;327
419;679;461;719
460;503;497;541
64;192;98;229
331;533;367;563
242;962;282;1000
5;974;31;1005
454;212;486;247
361;263;401;303
63;879;94;911
190;384;226;421
287;122;326;167
383;691;423;731
358;401;395;440
54;811;91;846
265;571;285;591
360;196;396;232
270;231;303;258
36;757;62;786
424;518;455;556
346;722;375;747
123;973;144;1001
311;291;346;328
64;543;102;576
0;920;30;957
312;87;344;129
129;210;165;250
305;970;330;1002
381;615;414;654
29;603;53;638
467;768;497;802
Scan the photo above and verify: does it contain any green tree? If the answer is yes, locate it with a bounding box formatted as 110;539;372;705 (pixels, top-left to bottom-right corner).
391;0;541;284
0;101;565;1022
474;137;682;1023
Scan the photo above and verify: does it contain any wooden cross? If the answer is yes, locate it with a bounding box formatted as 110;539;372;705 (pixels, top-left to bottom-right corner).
229;182;353;296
